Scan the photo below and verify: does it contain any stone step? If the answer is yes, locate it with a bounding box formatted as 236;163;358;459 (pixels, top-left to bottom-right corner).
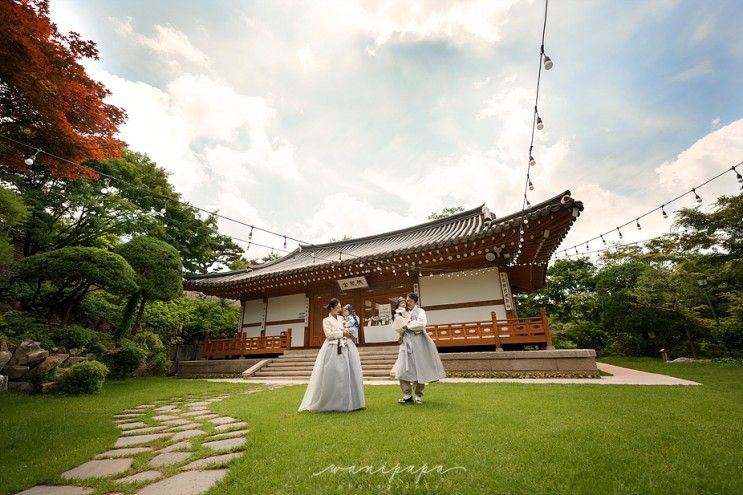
254;370;393;378
262;365;393;373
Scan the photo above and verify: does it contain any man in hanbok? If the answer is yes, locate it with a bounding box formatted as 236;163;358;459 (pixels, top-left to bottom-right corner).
395;293;446;404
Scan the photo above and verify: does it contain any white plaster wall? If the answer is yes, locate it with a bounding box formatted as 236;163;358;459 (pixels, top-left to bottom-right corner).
419;269;503;306
241;326;262;338
265;293;306;347
267;293;306;321
426;305;507;325
242;299;264;326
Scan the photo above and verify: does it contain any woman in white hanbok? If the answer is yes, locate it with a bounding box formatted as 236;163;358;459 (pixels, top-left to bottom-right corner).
298;298;365;412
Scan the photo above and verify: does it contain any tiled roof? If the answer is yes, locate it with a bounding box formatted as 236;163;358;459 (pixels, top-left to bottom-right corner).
184;190;583;293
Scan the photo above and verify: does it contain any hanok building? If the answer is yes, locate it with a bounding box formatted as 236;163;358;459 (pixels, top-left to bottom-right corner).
184;191;583;358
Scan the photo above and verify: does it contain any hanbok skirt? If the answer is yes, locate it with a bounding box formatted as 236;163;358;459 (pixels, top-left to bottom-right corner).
393;331;447;384
298;339;365;412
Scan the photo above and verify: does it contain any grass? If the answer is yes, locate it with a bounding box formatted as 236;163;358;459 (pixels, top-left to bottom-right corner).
0;377;254;495
1;359;742;495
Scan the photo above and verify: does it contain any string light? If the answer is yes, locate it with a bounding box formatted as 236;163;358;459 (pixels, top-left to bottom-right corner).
541;45;553;70
535;106;544;130
248;226;254;240
283;236;287;249
600;235;606;245
617;227;623;239
733;165;743;183
661;205;668;219
636;218;642;231
529;154;536;167
24;148;41;166
692;188;702;204
528;178;534;191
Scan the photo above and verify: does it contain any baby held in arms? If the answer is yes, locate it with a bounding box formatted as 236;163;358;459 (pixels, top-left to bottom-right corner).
342;304;360;342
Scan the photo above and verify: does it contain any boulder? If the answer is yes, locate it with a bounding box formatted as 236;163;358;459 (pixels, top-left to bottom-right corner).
9;341;49;367
0;339;7;352
5;365;30;380
29;353;70;376
0;349;11;370
41;381;59;393
0;374;7;392
8;381;36;393
61;356;88;368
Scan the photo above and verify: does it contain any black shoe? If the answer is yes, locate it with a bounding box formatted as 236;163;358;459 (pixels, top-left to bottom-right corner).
398;396;414;404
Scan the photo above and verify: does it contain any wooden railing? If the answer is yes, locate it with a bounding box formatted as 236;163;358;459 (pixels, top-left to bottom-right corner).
427;308;553;350
202;329;292;359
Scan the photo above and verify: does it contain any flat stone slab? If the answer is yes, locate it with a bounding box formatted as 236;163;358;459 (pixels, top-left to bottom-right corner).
95;447;152;459
154;405;179;412
181;411;207;417
118;422;147;430
168;423;200;431
116;471;162;483
208;417;237;425
114;413;144;418
161;419;193;426
181;452;242;470
115;433;171;448
159;441;192;453
214;422;248;432
122;426;168;435
152;414;181;421
202;437;246;451
186;401;210;407
150;452;191;467
207;429;249;441
135;469;229;495
191;414;218;420
16;486;94;495
62;459;133;479
170;429;206;441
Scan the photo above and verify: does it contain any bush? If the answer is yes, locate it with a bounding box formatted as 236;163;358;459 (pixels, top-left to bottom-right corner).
58;360;109;394
0;310;53;348
52;324;97;350
102;339;147;379
133;331;170;375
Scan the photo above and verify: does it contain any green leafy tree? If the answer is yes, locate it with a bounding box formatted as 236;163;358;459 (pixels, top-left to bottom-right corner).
0;186;29;263
427;206;465;221
15;246;137;323
115;236;183;333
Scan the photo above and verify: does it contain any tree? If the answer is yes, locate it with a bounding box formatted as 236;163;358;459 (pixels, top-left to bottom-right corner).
0;0;126;177
15;246;137;323
427;207;465;221
0;150;245;270
0;187;29;263
116;236;183;333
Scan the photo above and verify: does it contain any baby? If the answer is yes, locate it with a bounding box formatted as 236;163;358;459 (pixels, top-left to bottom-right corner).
342;304;360;342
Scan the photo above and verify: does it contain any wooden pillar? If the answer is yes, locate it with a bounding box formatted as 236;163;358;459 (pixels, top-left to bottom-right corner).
541;307;554;350
491;311;503;352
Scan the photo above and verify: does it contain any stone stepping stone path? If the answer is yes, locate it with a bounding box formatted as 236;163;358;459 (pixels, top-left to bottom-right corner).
13;387;283;495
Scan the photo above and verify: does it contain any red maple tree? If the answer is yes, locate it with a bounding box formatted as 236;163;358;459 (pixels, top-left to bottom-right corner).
0;0;126;177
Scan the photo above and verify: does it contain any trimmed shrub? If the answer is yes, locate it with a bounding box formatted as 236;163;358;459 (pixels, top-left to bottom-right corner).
102;339;146;379
58;360;109;394
52;324;96;350
133;331;170;375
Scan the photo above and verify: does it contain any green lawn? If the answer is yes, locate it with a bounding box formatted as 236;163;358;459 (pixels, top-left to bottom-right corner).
1;359;742;495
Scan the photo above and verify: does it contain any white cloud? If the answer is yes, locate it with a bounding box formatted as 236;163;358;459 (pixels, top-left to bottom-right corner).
109;16;209;67
671;61;713;82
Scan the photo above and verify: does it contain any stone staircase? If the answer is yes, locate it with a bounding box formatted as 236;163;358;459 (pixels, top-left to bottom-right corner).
246;345;399;381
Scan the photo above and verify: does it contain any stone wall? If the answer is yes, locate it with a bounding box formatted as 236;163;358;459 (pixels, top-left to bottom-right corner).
175;358;262;378
0;339;91;393
440;349;597;373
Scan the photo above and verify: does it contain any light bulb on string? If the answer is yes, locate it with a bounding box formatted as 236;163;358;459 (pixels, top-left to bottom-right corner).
617;227;623;239
541;45;554;70
535;105;544;130
248;226;254;240
283;236;287;249
528;179;534;191
733;166;743;183
526;198;531;207
692;188;702;204
24;148;41;166
529;155;536;167
636;219;642;231
661;205;668;219
600;235;607;245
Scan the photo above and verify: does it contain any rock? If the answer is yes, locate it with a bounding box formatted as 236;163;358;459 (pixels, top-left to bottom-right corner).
95;447;152;459
16;486;94;495
0;374;7;392
118;421;147;430
30;354;69;376
207;429;249;440
149;452;190;467
40;381;58;393
158;441;192;453
8;381;35;393
5;365;30;380
116;470;162;483
62;459;133;479
60;356;87;368
9;341;48;367
208;417;238;425
114;433;172;448
170;429;206;441
0;349;12;370
202;437;246;451
68;348;81;356
181;452;242;470
0;338;7;352
213;422;247;432
134;469;229;495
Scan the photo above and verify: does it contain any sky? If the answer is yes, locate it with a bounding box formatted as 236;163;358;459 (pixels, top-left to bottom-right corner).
48;0;743;262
